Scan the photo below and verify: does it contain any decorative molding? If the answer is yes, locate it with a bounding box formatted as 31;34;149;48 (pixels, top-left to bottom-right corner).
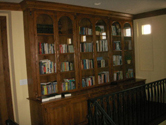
0;2;21;11
133;8;166;19
20;1;133;20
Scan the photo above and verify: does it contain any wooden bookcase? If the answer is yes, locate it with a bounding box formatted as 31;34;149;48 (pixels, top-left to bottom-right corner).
21;1;143;125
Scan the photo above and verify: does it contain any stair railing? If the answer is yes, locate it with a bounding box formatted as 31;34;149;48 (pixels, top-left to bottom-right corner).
88;78;166;125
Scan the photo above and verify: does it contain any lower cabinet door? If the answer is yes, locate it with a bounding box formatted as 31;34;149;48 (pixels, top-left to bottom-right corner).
42;96;88;125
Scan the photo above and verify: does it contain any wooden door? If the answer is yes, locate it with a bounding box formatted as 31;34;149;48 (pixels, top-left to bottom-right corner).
0;16;14;125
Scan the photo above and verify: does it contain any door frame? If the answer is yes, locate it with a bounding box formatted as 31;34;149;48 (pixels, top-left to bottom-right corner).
0;16;14;121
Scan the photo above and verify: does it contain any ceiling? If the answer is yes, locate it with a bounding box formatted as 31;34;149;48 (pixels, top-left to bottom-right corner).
0;0;166;14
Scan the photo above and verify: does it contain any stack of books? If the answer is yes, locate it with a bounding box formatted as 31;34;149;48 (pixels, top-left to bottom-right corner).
62;78;75;91
81;59;94;69
41;81;58;95
39;59;56;74
82;76;95;87
98;71;109;84
38;42;55;54
96;40;108;52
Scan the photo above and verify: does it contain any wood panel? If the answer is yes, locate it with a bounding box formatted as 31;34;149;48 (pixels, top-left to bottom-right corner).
20;1;133;20
0;16;14;124
133;8;166;19
39;79;145;125
0;2;21;11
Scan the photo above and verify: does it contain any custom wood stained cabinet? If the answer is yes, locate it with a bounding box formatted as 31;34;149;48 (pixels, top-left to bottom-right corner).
21;1;142;125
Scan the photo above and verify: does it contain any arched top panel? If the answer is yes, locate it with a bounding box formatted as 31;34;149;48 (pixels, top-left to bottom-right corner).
37;14;53;25
123;23;131;37
95;20;107;33
36;14;53;33
58;16;73;34
111;22;121;36
79;18;92;35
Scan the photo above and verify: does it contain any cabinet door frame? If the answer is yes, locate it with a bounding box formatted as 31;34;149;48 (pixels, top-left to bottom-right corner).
76;14;95;90
34;10;57;98
56;12;78;93
94;17;111;85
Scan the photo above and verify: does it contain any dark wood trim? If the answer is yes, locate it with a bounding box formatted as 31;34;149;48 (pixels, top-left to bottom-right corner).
133;8;166;19
20;1;133;20
0;16;14;121
0;2;21;11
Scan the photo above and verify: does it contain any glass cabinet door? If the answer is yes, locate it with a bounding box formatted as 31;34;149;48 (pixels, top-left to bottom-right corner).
36;14;58;97
123;23;134;79
111;22;123;81
79;18;95;88
95;20;110;84
58;16;76;92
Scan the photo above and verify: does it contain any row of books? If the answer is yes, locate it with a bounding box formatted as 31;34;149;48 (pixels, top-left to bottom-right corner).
113;55;122;66
126;69;134;78
62;78;76;91
41;81;58;95
61;62;74;72
81;59;94;69
39;59;56;74
37;24;53;33
124;40;132;50
114;71;123;81
59;44;74;53
96;40;108;52
79;27;92;35
82;76;95;87
113;41;121;50
97;57;106;68
80;42;93;52
98;71;109;84
38;42;55;54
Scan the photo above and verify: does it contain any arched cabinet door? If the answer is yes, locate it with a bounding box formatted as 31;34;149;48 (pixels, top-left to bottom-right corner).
35;12;57;99
95;19;110;85
56;13;78;93
77;15;96;89
123;22;135;79
111;21;124;82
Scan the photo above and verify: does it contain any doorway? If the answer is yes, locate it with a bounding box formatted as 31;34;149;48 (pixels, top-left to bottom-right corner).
0;16;14;125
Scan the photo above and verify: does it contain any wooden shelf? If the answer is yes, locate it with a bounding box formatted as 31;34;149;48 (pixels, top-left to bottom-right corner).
23;5;135;124
59;52;74;55
37;33;54;36
38;53;55;56
40;73;57;76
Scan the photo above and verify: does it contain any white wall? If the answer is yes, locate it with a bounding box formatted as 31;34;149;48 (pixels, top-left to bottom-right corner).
0;11;31;125
134;15;166;83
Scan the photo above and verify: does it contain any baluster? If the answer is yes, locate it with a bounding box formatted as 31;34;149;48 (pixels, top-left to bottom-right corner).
122;92;125;125
142;86;146;124
117;93;120;125
135;88;139;125
147;84;150;123
88;101;92;125
110;96;113;121
157;81;160;117
106;96;111;117
112;94;116;124
164;80;166;112
94;103;98;125
126;92;130;125
101;98;104;124
129;90;132;125
154;82;157;118
131;90;135;125
161;80;164;113
149;84;152;121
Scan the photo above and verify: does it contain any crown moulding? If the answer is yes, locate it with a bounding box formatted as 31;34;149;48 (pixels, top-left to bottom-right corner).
0;2;21;11
0;0;133;20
